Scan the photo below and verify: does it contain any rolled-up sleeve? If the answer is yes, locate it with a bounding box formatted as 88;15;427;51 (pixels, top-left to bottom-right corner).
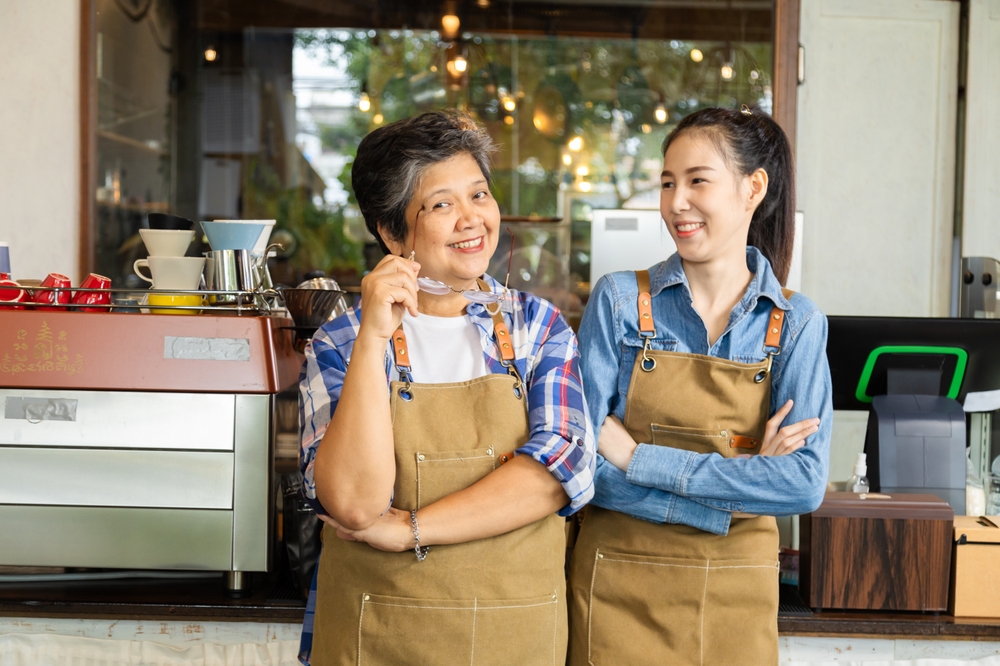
519;304;596;516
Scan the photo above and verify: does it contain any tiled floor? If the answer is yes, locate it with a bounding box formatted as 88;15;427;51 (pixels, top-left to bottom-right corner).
781;636;1000;664
5;618;1000;664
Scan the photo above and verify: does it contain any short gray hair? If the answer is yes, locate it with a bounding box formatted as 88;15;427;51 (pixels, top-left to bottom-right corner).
352;110;497;254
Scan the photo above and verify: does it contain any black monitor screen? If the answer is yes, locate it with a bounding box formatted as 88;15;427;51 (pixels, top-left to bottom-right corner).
826;316;1000;411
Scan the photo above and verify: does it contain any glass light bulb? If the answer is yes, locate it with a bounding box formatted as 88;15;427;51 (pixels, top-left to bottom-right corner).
441;14;460;36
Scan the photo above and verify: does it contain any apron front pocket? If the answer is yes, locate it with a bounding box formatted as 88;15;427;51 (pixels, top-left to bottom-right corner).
358;593;560;666
650;424;728;456
587;549;707;666
416;449;496;508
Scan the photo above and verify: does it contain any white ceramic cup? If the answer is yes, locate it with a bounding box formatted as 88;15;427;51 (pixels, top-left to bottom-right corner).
139;229;195;257
134;256;206;290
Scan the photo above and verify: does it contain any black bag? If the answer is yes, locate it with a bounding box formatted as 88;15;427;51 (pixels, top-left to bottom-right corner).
281;471;322;596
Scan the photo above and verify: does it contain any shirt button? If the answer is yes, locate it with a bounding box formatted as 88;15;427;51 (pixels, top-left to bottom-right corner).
417;454;425;461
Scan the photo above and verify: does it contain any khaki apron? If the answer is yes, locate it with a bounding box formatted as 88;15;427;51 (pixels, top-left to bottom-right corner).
567;271;788;666
312;301;567;666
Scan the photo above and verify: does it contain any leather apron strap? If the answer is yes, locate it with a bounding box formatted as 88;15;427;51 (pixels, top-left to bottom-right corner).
763;287;794;352
635;270;793;381
390;278;518;369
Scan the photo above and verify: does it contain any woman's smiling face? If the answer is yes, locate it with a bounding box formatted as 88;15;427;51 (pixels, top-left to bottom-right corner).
383;152;500;288
660;131;762;268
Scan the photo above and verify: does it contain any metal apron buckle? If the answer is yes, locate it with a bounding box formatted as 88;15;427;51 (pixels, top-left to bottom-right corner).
398;369;414;401
754;350;778;383
640;336;656;372
502;360;524;399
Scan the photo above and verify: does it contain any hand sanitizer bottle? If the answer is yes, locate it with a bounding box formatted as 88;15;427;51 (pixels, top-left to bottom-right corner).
847;453;869;493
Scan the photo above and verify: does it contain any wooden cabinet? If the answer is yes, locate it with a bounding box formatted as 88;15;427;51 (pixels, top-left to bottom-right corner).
800;492;954;612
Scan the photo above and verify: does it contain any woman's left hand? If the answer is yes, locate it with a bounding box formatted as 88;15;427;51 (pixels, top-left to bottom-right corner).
599;415;638;472
319;508;415;552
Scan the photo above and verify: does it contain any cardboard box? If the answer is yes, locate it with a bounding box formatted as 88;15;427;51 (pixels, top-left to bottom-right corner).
952;516;1000;617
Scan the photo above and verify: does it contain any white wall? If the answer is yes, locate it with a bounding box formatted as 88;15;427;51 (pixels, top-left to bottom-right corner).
797;0;959;320
0;0;80;282
963;0;1000;261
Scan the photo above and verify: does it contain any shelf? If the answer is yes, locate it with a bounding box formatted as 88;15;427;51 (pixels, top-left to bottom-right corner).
500;216;563;223
97;130;169;156
96;201;170;213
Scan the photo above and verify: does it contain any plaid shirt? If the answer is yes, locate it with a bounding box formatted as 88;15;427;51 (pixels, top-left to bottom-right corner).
296;274;596;664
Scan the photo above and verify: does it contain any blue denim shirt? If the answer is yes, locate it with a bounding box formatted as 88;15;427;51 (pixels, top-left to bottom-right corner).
578;247;832;536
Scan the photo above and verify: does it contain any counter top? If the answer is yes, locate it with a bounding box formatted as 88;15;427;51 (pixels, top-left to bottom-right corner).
0;571;305;624
4;576;1000;640
779;611;1000;640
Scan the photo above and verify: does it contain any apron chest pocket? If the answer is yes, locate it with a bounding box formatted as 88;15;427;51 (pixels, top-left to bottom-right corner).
359;592;561;665
650;424;728;456
416;449;496;508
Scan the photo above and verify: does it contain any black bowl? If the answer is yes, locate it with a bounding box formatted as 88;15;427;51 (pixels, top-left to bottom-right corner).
147;213;194;231
280;288;349;328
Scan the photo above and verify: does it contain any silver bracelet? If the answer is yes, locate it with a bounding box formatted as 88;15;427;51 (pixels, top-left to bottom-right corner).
410;510;429;561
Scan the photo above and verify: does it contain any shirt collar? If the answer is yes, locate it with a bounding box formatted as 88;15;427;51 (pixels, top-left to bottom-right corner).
463;273;516;320
649;247;793;311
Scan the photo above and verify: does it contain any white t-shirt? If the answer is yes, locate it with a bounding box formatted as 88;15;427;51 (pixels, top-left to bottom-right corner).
401;311;490;383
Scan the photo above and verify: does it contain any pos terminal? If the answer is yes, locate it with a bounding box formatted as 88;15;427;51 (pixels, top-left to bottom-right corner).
827;317;1000;515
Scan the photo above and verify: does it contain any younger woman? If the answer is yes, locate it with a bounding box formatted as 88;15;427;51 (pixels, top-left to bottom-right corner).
568;106;832;666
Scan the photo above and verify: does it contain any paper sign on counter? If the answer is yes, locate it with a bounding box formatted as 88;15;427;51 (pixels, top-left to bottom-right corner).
964;389;1000;413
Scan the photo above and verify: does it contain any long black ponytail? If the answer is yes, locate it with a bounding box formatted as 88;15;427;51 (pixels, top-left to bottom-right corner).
661;106;795;285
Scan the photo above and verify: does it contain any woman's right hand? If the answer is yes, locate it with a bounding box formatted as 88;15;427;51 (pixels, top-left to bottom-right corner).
358;254;421;341
755;399;820;457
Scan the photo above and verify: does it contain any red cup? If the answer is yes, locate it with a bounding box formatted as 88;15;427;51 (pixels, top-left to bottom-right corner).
0;279;29;310
33;273;72;310
71;273;112;312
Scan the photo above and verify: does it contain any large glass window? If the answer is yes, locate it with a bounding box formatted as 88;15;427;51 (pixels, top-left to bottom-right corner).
91;0;777;317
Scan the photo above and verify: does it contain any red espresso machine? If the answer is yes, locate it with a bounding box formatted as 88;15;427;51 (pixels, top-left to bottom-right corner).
0;309;302;595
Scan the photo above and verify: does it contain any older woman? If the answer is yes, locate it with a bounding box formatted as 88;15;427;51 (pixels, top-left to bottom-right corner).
297;111;595;665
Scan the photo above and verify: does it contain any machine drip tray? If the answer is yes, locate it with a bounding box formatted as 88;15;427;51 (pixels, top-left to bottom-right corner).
778;583;814;617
